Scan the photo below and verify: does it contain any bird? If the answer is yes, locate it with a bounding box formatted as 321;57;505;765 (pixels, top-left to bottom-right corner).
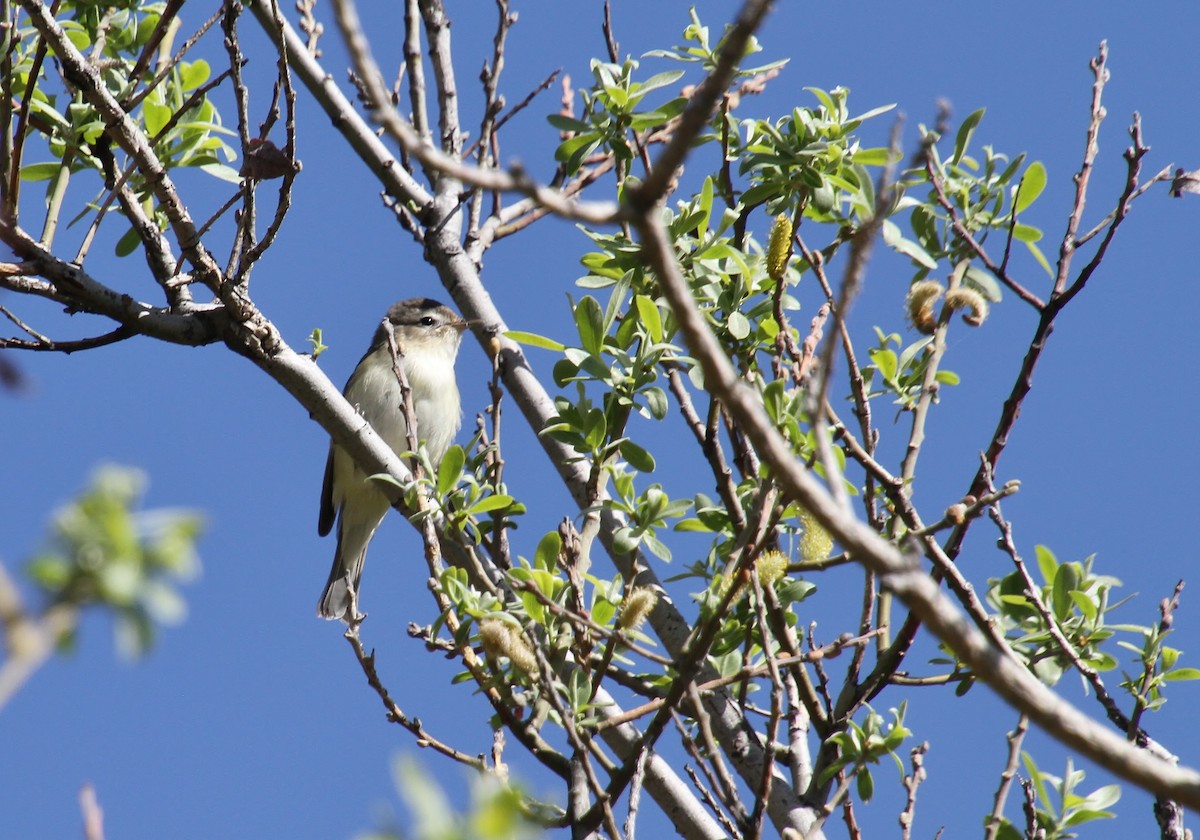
317;298;467;621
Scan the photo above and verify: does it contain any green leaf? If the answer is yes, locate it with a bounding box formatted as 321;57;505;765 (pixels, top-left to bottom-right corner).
634;295;663;344
504;330;565;351
591;598;615;628
1052;563;1079;622
637;69;685;94
619;439;656;472
465;495;515;515
19;162;62;181
850;147;895;166
726;310;751;340
115;225;142;257
882;219;937;269
1069;590;1099;622
1063;809;1117;828
546;114;592;133
643;386;668;420
1014;161;1047;214
533;531;562;570
574;296;605;358
179;59;211;92
1035;545;1058;584
196;163;242;184
555;133;601;170
963;265;1003;303
143;100;171;137
1012;223;1043;243
1163;667;1200;682
856;768;874;802
612;527;638;554
437;446;465;496
869;348;897;382
952;108;985;166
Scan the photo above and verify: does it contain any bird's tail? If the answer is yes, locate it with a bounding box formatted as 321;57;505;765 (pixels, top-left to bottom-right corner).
317;516;378;622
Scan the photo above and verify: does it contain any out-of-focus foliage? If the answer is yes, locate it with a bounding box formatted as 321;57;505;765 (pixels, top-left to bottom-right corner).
25;465;202;657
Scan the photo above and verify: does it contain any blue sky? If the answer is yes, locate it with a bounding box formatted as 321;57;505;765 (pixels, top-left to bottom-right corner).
4;1;1200;838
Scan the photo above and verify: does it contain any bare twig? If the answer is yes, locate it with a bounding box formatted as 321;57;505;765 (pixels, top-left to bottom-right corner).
984;714;1028;840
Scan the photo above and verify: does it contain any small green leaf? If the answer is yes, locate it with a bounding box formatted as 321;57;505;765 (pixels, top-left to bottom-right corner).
634;295;663;344
504;330;565;351
726;311;750;340
465;495;515;515
19;162;62;181
952;108;985;166
643;386;668;420
546;114;592;133
179;59;211;92
555;133;601;170
856;769;874;802
197;163;242;184
1014;161;1047;213
1012;223;1043;243
963;265;1003;303
638;69;685;94
1069;590;1099;622
1163;667;1200;682
437;446;465;496
619;440;656;472
612;527;638;554
574;296;605;358
143;100;171;137
115;225;142;257
851;147;896;166
869;348;898;382
1052;563;1080;622
1035;545;1058;584
533;531;562;570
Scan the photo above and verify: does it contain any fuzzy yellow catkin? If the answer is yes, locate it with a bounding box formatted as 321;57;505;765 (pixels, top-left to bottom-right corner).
798;508;833;564
766;214;793;281
905;280;945;335
944;287;989;327
478;618;538;675
478;618;510;658
616;587;657;631
756;550;788;587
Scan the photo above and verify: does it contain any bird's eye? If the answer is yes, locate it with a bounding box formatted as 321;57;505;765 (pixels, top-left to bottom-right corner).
420;316;436;326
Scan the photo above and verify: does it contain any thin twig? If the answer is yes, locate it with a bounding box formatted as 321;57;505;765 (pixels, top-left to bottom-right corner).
984;714;1028;840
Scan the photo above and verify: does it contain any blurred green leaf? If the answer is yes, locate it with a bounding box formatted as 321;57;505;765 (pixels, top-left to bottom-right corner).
1015;161;1047;213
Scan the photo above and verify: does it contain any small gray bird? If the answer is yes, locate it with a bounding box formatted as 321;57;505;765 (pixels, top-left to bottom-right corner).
317;298;467;621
